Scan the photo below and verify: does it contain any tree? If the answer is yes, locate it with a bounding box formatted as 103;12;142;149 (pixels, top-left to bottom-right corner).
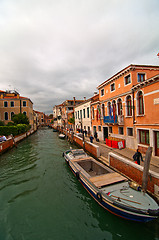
68;117;75;124
49;114;53;118
12;113;29;125
0;120;5;126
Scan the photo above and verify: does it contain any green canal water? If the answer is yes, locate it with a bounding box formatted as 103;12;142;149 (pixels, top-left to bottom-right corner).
0;128;158;240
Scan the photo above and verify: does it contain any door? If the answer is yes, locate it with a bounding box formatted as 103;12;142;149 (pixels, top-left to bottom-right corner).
155;131;159;156
103;127;108;141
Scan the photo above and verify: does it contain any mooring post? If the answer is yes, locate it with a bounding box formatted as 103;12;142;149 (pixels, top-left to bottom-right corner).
142;146;152;193
11;134;17;148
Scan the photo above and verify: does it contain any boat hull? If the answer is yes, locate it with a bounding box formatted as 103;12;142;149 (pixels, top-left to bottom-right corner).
64;153;157;223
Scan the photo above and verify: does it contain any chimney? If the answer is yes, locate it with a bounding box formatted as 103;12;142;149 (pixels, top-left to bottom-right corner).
94;92;97;96
73;97;76;105
84;97;86;101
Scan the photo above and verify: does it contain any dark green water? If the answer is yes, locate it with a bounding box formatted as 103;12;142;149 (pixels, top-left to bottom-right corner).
0;128;158;240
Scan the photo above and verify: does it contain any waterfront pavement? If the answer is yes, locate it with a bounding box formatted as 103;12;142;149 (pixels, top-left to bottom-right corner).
85;137;159;174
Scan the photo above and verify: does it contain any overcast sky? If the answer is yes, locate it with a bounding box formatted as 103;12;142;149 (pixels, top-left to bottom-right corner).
0;0;159;114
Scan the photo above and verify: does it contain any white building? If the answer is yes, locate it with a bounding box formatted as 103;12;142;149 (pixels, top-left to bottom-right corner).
74;98;92;134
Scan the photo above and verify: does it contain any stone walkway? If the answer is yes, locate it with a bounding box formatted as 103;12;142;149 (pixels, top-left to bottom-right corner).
85;137;159;174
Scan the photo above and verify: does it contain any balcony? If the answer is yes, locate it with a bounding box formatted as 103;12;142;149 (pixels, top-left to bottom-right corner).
103;115;124;125
117;115;124;125
104;115;117;124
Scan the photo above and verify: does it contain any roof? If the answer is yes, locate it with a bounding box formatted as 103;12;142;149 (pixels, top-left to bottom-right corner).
97;64;159;89
2;96;33;104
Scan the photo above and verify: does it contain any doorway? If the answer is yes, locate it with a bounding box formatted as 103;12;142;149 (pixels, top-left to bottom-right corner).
103;127;108;141
154;131;159;156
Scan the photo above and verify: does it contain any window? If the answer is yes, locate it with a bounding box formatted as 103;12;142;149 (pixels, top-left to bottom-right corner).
107;102;111;116
11;112;14;120
138;73;145;82
126;96;132;116
112;100;116;116
83;109;85;118
101;89;104;96
80;110;82;119
10;101;14;107
98;126;101;131
138;91;144;115
139;129;149;145
92;107;94;119
102;104;105;117
23;112;26;116
78;111;79;119
4;101;8;107
75;112;77;119
110;83;115;92
117;99;122;115
125;74;131;85
23;101;26;107
127;127;133;136
119;127;124;135
4;112;8;120
87;107;90;118
109;126;112;133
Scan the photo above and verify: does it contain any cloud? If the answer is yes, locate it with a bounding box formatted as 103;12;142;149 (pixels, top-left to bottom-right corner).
0;0;159;114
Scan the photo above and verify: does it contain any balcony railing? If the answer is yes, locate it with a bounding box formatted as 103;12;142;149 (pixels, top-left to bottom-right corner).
104;115;117;124
103;115;124;125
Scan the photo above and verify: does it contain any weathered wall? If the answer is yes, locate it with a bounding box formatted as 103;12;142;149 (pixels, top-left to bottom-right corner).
109;152;159;198
0;130;36;154
72;134;100;159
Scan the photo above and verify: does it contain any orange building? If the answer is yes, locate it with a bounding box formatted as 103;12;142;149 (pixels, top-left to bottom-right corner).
97;64;159;156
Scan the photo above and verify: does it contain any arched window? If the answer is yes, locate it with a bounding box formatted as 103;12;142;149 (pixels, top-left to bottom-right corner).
107;102;111;116
112;100;116;116
138;91;144;115
117;98;122;115
92;107;94;119
102;104;105;117
11;112;14;120
4;112;8;120
126;96;132;116
23;112;27;116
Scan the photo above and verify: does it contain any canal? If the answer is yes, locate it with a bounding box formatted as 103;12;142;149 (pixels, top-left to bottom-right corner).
0;128;158;240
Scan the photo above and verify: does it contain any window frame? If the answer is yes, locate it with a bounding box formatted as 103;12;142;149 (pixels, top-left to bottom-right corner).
10;101;14;107
117;98;122;116
101;89;104;96
110;83;115;92
127;127;133;136
139;129;149;145
23;101;27;107
138;91;144;115
4;101;8;107
124;74;131;85
101;103;105;118
92;107;94;119
137;73;145;83
4;112;8;120
87;107;90;118
126;95;132;117
83;109;85;118
118;126;124;135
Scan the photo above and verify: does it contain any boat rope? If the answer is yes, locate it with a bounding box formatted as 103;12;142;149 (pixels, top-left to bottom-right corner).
111;195;142;205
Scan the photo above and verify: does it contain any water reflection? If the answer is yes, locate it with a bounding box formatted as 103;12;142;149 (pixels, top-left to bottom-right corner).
0;128;158;240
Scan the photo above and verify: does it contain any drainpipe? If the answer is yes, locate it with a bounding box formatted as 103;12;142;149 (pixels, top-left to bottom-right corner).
20;99;22;113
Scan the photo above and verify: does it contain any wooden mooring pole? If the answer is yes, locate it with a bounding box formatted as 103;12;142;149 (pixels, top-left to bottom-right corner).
142;146;152;193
